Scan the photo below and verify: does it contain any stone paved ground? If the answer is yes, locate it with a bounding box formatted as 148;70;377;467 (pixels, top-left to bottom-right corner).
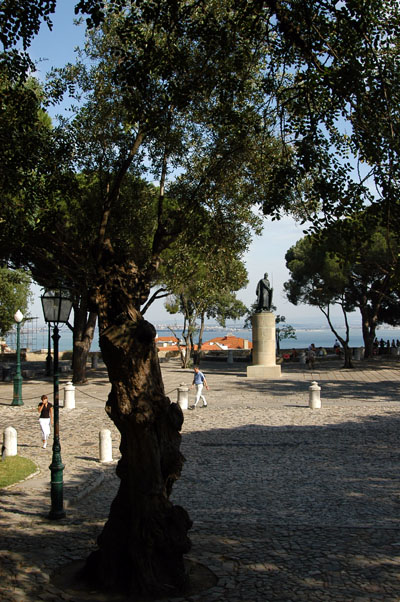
1;355;400;600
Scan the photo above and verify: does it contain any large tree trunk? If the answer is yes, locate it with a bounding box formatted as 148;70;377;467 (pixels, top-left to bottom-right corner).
320;303;354;368
180;297;196;368
342;343;354;368
72;304;97;384
362;321;377;359
193;313;205;365
182;331;192;368
82;263;192;597
360;307;378;359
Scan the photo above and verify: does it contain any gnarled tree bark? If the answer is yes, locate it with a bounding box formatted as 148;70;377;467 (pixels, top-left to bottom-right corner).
82;259;192;597
72;305;97;384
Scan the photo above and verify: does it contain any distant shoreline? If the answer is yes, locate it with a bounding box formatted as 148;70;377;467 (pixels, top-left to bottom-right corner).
8;324;400;354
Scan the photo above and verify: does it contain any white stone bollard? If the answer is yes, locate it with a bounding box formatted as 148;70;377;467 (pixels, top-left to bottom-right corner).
299;352;307;365
3;426;17;457
177;383;189;410
227;350;234;364
99;429;113;463
64;381;76;409
309;381;321;409
354;347;364;360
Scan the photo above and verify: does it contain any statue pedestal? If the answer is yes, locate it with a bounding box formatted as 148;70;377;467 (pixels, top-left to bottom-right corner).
247;312;281;379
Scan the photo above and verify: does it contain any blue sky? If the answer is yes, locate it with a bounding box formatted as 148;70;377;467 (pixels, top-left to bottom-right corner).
27;5;351;328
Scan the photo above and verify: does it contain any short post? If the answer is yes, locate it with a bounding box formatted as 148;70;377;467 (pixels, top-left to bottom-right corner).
2;364;11;381
91;353;99;369
227;350;234;364
177;383;189;410
3;426;17;457
309;381;321;409
299;351;307;365
353;347;364;360
99;429;113;463
64;382;75;409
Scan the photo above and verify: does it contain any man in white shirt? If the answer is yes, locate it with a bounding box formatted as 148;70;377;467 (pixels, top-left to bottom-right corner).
189;366;209;409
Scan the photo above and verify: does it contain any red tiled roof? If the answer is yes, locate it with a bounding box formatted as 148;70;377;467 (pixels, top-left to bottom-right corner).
201;335;252;350
155;334;252;353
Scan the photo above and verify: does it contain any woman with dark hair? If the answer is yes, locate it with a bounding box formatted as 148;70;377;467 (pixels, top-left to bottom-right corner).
38;394;53;448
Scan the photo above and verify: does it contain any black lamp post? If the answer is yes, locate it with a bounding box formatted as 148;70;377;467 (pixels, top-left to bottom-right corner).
11;310;24;406
41;289;73;520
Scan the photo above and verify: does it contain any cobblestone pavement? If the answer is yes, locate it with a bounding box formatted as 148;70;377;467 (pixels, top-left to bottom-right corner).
1;355;400;600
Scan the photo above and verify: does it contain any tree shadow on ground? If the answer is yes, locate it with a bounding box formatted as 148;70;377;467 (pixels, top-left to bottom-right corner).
236;374;400;403
172;411;400;599
76;378;111;388
3;411;400;600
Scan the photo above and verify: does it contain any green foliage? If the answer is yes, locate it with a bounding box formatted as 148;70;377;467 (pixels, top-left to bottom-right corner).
0;73;54;211
0;1;292;385
1;0;299;315
284;210;400;356
284;236;353;309
257;0;400;229
29;2;285;310
158;223;251;367
0;268;32;336
162;243;249;328
242;303;257;330
0;1;56;50
276;315;297;345
0;1;56;80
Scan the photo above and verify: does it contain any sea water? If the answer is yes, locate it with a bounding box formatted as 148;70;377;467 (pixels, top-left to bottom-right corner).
29;323;400;352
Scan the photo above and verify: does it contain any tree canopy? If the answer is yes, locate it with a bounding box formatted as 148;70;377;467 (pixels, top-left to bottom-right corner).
163;246;250;367
2;0;400;596
0;268;32;336
284;234;356;367
284;211;400;362
0;3;292;596
260;0;400;229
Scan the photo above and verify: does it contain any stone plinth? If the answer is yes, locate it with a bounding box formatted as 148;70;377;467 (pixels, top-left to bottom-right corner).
247;311;281;379
177;383;189;410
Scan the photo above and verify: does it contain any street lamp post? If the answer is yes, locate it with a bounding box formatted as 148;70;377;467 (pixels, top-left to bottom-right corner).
46;322;53;376
11;310;24;406
41;289;73;520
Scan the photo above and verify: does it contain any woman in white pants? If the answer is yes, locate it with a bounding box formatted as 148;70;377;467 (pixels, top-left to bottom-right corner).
38;394;53;448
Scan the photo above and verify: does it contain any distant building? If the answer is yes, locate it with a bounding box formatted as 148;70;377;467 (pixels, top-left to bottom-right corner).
155;336;182;358
154;334;252;359
155;336;180;350
201;335;252;351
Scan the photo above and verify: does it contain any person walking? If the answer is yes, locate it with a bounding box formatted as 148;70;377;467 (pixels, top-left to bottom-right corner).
189;366;209;409
38;394;53;448
307;343;316;370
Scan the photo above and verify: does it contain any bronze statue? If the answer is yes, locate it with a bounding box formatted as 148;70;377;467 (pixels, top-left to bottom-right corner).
256;273;273;311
